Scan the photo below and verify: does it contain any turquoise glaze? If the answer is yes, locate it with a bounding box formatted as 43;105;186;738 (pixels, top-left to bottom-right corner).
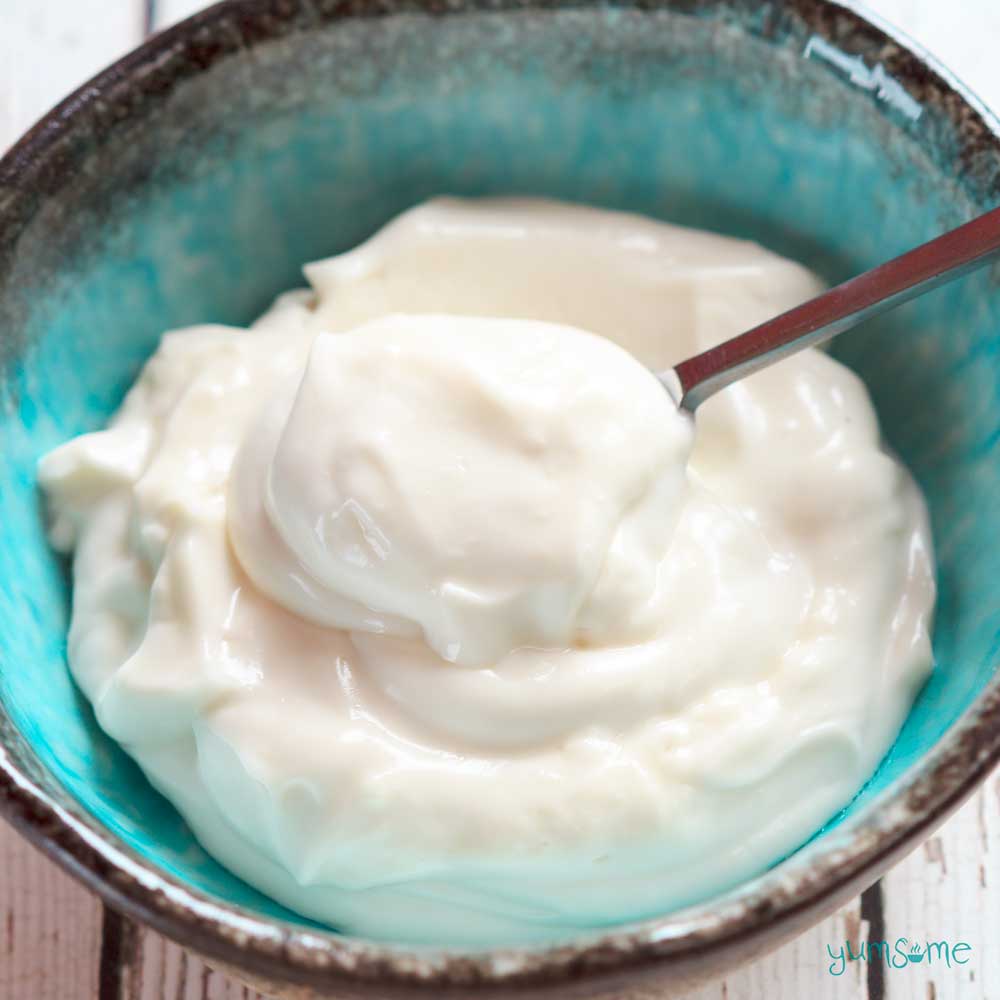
1;5;998;942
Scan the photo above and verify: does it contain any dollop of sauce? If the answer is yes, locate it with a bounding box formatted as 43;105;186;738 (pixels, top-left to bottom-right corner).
39;198;935;945
229;315;692;666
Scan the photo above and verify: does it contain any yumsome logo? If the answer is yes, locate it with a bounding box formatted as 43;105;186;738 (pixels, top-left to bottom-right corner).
827;937;972;976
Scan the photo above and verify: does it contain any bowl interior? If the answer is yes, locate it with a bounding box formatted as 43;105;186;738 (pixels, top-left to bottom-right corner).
1;2;999;942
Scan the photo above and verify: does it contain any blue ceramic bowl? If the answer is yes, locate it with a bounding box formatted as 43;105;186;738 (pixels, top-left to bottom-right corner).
2;1;999;996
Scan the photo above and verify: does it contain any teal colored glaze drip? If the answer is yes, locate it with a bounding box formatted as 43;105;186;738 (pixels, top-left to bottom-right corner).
1;8;998;942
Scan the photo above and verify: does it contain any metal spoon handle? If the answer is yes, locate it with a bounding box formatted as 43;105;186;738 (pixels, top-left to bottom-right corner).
667;203;1000;411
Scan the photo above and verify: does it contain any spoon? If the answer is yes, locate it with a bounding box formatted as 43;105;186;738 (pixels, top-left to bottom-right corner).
662;204;1000;411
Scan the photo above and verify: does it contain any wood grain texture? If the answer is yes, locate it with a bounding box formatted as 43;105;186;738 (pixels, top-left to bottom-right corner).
0;831;102;1000
681;896;870;1000
879;773;1000;1000
153;0;211;30
0;1;142;146
122;929;268;1000
1;0;998;998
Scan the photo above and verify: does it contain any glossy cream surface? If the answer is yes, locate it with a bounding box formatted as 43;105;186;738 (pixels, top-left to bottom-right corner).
39;198;935;945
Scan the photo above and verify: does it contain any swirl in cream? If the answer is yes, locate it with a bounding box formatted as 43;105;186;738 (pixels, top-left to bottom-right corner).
39;198;934;945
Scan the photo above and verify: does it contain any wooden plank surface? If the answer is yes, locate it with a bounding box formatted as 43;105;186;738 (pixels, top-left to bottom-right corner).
151;0;207;28
0;2;143;144
880;775;1000;1000
1;1;998;998
0;835;101;1000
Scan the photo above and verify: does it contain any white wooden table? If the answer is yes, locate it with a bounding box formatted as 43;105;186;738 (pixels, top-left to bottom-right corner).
1;2;998;997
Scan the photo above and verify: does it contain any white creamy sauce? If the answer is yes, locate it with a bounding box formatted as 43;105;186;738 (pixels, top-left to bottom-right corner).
39;198;935;945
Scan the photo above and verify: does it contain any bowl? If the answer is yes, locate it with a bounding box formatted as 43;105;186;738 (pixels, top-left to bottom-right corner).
2;1;999;996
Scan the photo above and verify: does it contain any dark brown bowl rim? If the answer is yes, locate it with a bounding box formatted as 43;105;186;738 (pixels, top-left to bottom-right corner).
1;0;999;993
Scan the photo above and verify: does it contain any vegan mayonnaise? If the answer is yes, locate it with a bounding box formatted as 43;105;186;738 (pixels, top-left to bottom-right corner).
40;198;934;945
